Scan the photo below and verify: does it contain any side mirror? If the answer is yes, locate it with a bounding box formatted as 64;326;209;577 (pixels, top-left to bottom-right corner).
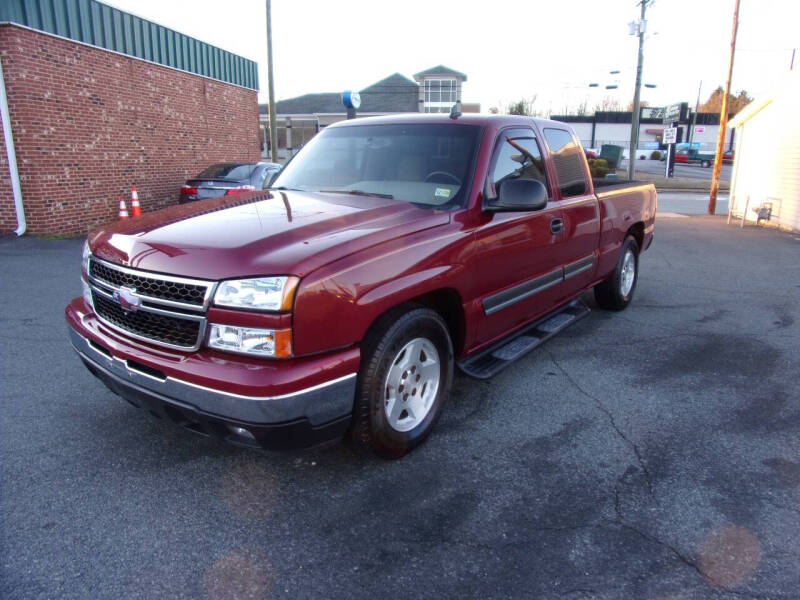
265;169;281;189
485;178;548;212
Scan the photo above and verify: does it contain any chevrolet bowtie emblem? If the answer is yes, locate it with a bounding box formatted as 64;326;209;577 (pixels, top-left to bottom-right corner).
113;286;140;311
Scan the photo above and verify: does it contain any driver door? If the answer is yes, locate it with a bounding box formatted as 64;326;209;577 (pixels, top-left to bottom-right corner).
471;127;567;345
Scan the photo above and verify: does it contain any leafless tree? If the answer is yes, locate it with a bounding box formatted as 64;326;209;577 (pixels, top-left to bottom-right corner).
505;96;539;116
593;96;623;112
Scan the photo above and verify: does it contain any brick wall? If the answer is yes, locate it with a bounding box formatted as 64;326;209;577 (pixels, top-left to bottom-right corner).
0;24;260;235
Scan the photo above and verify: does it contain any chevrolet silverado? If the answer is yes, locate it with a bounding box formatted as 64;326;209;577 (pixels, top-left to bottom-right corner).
66;114;656;457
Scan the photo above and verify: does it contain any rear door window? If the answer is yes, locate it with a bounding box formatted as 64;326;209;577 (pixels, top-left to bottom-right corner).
542;128;588;197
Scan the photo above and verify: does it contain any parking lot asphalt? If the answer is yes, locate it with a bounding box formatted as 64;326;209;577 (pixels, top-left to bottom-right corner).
2;215;800;600
657;192;729;216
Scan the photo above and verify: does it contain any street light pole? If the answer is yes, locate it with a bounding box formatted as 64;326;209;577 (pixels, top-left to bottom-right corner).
628;0;649;181
265;0;278;163
689;80;702;146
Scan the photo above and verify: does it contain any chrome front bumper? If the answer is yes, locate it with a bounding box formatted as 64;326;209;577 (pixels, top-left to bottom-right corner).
68;326;356;428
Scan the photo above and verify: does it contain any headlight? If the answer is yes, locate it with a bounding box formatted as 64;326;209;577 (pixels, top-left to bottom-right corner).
82;241;90;275
213;276;299;311
207;324;292;357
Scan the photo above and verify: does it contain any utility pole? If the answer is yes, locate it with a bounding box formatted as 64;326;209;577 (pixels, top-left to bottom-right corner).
708;0;740;215
628;0;649;181
265;0;278;163
689;80;702;146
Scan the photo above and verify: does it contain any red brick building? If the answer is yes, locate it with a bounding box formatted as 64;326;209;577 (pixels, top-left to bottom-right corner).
0;1;260;235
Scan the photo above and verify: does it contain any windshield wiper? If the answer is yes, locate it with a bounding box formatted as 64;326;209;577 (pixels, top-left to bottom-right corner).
270;186;303;191
319;189;394;199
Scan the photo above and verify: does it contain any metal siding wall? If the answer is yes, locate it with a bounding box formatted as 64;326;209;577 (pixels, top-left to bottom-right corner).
53;0;69;37
65;0;81;40
0;0;258;89
111;8;123;53
140;19;151;61
4;0;25;22
132;15;143;58
100;4;112;49
90;2;104;46
40;0;56;32
149;22;160;62
77;0;93;44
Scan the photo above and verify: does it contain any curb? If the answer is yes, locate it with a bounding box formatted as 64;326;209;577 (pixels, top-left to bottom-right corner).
655;188;730;193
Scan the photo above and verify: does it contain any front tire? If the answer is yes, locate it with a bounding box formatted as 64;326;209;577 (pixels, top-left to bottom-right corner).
594;235;639;311
350;307;453;458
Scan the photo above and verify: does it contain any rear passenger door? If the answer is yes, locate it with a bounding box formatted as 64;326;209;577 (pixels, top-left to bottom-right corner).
472;127;567;345
541;127;601;299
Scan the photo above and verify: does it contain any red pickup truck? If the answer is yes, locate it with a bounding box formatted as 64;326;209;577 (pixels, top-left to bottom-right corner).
65;114;656;457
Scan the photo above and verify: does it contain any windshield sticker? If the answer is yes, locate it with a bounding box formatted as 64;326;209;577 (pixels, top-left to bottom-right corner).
434;188;452;199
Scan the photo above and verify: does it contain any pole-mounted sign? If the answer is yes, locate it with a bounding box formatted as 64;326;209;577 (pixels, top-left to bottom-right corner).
342;90;361;120
662;102;688;125
663;126;678;178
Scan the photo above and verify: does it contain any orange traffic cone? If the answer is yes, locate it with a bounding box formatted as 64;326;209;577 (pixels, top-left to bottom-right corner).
118;196;129;220
130;185;141;217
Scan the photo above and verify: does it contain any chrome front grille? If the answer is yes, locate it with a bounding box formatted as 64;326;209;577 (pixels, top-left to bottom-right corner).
89;259;211;307
86;257;215;350
92;292;202;348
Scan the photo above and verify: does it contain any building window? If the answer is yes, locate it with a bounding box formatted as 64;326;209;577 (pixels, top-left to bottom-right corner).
424;78;458;110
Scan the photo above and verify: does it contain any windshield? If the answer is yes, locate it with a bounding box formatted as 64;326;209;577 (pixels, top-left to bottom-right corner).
272;123;481;208
195;163;257;181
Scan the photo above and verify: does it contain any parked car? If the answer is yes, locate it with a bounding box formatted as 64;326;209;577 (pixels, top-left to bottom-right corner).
179;162;281;203
66;114;656;458
667;149;733;168
673;149;691;164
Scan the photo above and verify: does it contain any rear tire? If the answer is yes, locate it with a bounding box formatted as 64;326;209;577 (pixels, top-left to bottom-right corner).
594;235;639;311
350;307;453;458
701;160;711;168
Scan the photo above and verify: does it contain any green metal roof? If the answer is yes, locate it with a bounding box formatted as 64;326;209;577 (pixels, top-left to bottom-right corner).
0;0;258;90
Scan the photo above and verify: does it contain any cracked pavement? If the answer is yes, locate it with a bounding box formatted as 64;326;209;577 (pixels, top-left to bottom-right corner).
2;215;800;599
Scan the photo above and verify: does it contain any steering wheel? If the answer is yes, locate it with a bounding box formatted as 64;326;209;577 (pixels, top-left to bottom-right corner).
424;171;461;185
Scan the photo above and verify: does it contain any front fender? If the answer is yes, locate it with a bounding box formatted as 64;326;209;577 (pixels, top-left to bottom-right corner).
292;227;470;356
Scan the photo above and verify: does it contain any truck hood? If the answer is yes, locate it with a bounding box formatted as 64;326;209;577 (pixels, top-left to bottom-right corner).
89;191;450;280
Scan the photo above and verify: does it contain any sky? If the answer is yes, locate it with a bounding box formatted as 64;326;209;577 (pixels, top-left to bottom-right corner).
104;0;800;115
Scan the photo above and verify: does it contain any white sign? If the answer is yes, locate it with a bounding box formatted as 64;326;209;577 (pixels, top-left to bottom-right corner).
663;103;682;124
663;127;678;144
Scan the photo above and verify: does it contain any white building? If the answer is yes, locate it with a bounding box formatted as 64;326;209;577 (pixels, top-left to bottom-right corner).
553;108;735;159
727;69;800;232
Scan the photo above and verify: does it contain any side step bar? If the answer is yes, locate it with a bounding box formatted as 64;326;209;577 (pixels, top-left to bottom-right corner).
457;299;590;379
